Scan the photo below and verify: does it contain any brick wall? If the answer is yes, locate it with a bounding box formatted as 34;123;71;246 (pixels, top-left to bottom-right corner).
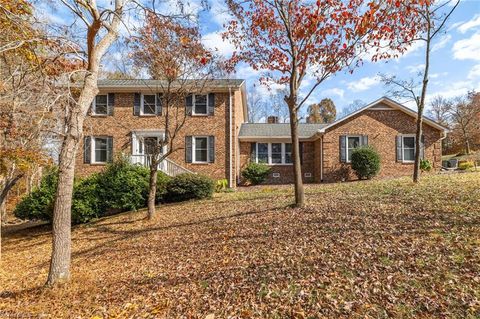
76;90;244;185
321;109;443;182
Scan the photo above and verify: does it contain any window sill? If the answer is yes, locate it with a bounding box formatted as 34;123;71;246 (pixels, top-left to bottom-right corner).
138;114;157;117
89;162;107;166
191;114;209;117
91;114;109;117
191;162;210;165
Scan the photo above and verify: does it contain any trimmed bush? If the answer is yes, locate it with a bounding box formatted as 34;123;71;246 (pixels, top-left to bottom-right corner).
165;173;214;202
155;171;171;203
351;146;381;180
420;159;432;172
71;174;102;224
458;161;474;170
242;162;271;185
14;167;58;221
97;158;150;211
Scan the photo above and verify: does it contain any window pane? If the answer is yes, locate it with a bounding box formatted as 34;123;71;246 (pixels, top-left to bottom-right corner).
195;149;207;162
285;143;292;163
94;138;107;162
271;143;282;164
404;148;415;161
257;143;268;163
144;137;158;155
403;136;415;148
347;136;360;148
95;95;108;114
194;95;207;114
194;137;208;162
143;95;156;114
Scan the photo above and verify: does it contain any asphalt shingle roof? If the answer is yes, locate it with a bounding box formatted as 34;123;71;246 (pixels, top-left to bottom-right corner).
239;123;328;138
95;79;245;88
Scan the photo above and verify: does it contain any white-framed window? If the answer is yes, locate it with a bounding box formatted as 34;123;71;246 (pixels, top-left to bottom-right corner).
93;94;108;115
253;142;293;165
193;136;209;163
92;137;108;163
141;94;156;115
401;135;416;162
192;94;208;115
346;135;361;163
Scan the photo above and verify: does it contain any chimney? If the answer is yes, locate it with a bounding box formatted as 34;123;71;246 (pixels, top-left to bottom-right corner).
267;116;279;124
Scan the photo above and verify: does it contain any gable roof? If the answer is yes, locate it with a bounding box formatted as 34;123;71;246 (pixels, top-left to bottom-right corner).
319;97;449;133
239;123;327;139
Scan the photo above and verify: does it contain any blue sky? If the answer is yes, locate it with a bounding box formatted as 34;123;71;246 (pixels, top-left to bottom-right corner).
198;0;480;115
40;0;480;116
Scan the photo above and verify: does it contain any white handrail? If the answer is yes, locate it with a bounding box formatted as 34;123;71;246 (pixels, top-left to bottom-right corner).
129;155;195;177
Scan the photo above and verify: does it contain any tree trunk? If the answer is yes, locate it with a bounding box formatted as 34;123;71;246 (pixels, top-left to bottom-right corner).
413;112;423;183
147;166;158;220
288;106;304;207
0;174;24;262
46;74;99;286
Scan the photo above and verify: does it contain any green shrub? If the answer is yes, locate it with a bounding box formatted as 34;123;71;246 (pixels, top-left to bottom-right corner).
71;174;102;224
242;162;271;185
458;161;474;170
215;179;228;192
420;159;432;172
165;173;214;202
97;158;150;211
351;146;381;180
14;167;58;221
155;171;171;203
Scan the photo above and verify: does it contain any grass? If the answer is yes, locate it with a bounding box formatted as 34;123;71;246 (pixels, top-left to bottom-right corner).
1;172;480;318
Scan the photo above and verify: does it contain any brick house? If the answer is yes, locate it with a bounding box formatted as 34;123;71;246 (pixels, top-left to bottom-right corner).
77;80;448;185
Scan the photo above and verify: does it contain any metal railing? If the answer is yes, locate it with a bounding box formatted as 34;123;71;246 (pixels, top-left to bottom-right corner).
129;155;195;177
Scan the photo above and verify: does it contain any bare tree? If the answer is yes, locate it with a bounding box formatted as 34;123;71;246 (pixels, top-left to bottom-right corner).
247;87;267;123
448;92;480;155
427;95;451;127
381;0;460;183
129;12;220;219
339;99;365;118
46;0;126;286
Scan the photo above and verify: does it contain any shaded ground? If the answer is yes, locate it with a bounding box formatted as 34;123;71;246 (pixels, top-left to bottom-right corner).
1;173;480;318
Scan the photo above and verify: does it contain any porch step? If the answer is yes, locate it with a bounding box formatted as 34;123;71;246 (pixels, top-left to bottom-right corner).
130;155;195;177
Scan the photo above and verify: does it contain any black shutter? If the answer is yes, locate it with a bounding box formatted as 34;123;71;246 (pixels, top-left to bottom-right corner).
340;136;347;163
84;136;91;164
362;135;368;146
396;135;403;162
156;93;162;115
185;136;192;163
250;142;257;162
133;93;141;115
185;94;193;116
107;137;113;162
420;135;425;159
208;136;215;163
208;93;215;116
107;93;115;116
300;142;304;165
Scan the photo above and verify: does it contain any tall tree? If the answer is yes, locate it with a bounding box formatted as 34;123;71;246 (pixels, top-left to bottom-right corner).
306;98;336;124
381;0;460;183
129;12;219;219
427;95;451;127
448;92;480;155
224;0;423;207
47;0;126;286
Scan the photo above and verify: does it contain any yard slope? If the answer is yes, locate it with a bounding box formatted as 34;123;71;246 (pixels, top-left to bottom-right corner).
1;172;479;318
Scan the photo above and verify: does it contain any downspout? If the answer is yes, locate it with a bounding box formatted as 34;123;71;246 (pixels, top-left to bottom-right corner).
229;87;233;188
320;136;324;182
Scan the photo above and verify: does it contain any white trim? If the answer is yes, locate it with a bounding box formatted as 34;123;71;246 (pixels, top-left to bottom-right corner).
400;134;416;163
318;97;449;133
131;131;166;155
320;136;323;182
345;135;362;163
228;87;233;188
92;94;108;115
192;136;209;163
254;142;293;165
192;94;208;116
140;94;157;115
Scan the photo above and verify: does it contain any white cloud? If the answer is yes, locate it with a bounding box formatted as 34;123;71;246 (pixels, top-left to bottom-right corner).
346;76;381;92
432;34;451;52
452;32;480;61
429;80;480;99
234;64;262;80
468;64;480;80
322;88;345;99
457;14;480;33
202;31;236;57
406;64;425;74
209;0;233;27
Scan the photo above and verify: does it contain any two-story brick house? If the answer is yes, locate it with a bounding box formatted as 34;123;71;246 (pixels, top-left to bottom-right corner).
77;79;448;185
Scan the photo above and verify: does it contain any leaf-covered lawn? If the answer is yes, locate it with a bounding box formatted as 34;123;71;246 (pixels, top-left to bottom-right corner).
1;172;480;318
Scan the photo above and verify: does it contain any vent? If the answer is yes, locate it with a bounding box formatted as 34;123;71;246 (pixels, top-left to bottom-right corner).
304;172;312;178
272;173;280;178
